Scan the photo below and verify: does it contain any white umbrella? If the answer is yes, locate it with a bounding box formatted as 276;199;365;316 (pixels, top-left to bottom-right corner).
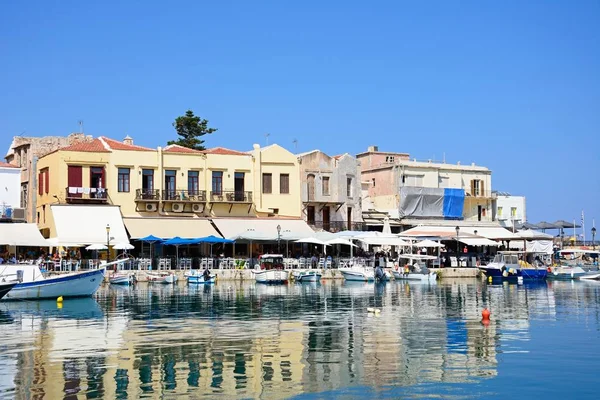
326;238;358;247
295;237;330;256
415;239;445;248
360;237;410;246
86;244;107;251
112;242;135;250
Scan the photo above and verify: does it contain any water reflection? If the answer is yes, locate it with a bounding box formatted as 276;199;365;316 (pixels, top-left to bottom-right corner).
1;280;599;398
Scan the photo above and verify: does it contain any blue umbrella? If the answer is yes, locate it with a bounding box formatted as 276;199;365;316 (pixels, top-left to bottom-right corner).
137;235;163;269
162;237;193;269
195;235;234;257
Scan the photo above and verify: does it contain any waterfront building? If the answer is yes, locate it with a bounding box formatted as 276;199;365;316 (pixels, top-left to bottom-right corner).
296;150;363;232
0;161;20;220
357;145;495;231
34;136;311;246
4;133;93;222
493;192;527;229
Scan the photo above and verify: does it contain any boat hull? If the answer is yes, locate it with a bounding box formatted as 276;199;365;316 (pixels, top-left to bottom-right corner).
480;267;547;282
109;275;133;285
2;268;106;300
297;272;322;283
187;275;216;284
148;273;178;284
547;266;586;280
392;270;437;283
253;270;288;284
339;268;375;282
0;282;17;300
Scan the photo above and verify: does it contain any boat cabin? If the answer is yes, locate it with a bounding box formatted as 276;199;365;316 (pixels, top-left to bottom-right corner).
492;252;520;266
259;254;284;270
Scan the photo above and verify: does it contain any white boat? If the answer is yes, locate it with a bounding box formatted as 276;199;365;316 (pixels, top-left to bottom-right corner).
185;270;216;284
293;270;322;283
0;263;106;300
339;266;375;282
147;272;178;284
392;255;438;284
252;254;288;284
109;273;135;285
547;265;587;280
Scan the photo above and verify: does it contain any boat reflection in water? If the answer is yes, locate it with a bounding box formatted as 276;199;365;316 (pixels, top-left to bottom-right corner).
0;279;582;399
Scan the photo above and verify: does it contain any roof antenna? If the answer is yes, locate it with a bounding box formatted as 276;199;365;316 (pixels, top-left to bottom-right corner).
265;133;270;145
78;120;84;133
443;152;446;163
292;138;298;152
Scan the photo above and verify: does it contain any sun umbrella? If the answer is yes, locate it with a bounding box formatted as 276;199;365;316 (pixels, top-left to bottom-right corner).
296;237;330;256
137;235;163;270
415;239;445;248
535;221;560;231
86;244;107;250
553;220;581;229
196;235;234;257
112;242;134;250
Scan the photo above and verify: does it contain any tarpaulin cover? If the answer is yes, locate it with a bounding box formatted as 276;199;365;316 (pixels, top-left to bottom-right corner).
443;188;465;219
399;187;444;218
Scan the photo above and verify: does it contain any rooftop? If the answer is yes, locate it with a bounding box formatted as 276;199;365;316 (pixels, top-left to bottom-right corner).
202;147;249;156
100;137;154;151
0;161;18;168
58;138;111;153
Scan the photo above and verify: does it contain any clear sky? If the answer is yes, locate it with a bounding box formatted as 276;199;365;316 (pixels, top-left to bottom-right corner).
1;1;598;231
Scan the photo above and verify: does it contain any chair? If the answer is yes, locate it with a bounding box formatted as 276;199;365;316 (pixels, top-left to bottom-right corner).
318;258;325;268
325;257;333;269
298;257;307;268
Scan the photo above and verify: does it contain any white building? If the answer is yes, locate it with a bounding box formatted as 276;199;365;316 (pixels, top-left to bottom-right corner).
0;161;20;218
493;192;526;229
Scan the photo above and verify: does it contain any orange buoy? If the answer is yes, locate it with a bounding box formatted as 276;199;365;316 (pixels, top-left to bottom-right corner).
481;308;491;320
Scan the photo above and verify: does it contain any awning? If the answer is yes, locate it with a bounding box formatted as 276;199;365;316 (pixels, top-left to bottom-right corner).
213;218;315;240
459;237;500;246
0;223;50;246
123;217;219;239
401;225;518;240
52;205;129;245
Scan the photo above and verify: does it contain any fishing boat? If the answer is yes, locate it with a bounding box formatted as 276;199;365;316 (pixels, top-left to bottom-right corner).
0;281;17;300
392;255;438;283
186;270;216;284
0;263;107;300
293;270;322;283
252;254;288;284
147;271;178;284
109;273;135;285
479;251;547;282
547;265;587;280
339;266;375;282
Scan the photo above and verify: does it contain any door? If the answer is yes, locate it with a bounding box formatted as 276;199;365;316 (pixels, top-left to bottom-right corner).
347;207;352;230
477;205;482;221
67;165;83;198
307;174;315;201
234;172;245;201
307;206;315;225
165;170;176;199
142;169;154;198
322;206;330;231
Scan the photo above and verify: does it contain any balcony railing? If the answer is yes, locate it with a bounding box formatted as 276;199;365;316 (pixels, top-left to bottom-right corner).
308;221;368;233
464;190;494;198
210;191;253;203
65;187;109;203
162;190;207;202
135;189;160;201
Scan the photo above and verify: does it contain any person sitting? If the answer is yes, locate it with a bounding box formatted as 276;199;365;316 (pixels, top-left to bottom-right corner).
203;267;211;281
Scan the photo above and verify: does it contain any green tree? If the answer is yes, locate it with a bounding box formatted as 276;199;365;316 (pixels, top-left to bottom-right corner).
167;110;217;150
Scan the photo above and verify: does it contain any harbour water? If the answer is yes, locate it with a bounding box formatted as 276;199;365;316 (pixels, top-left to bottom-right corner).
1;279;599;399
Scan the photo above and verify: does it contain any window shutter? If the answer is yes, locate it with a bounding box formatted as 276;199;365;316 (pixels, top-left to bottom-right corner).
480;180;485;197
470;180;475;196
38;172;43;195
45;170;49;194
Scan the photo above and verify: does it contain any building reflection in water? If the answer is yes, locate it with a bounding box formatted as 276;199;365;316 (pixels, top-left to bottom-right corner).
0;279;571;399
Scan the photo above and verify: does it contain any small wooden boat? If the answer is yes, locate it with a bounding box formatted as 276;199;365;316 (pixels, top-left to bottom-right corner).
147;272;178;284
393;255;438;284
109;273;135;285
252;254;288;284
293;270;322;283
186;271;216;284
339;266;375;282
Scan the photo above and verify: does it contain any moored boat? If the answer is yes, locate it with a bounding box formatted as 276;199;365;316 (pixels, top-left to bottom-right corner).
252;254;288;284
109;273;135;285
186;270;216;284
293;270;322;283
392;255;438;283
547;265;587;280
0;281;17;301
339;266;375;282
0;264;106;300
479;251;547;282
147;272;178;284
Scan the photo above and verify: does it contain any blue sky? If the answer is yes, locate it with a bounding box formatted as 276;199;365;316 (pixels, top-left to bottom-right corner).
1;1;598;230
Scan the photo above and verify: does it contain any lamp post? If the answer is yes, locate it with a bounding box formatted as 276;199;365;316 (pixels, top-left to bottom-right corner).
106;224;111;262
455;226;460;266
592;226;596;250
277;224;281;254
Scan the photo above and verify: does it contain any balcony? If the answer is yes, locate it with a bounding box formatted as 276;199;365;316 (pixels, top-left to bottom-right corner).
65;187;109;204
162;190;207;202
210;191;252;203
464;189;494;199
135;189;160;201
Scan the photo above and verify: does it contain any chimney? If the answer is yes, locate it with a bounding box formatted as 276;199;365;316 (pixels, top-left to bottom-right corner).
123;135;133;145
367;145;379;152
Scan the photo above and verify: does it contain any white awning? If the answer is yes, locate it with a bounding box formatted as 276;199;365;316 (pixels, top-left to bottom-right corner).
0;223;50;246
459;237;500;246
51;205;129;245
401;225;518;240
213;218;315;240
123;217;219;239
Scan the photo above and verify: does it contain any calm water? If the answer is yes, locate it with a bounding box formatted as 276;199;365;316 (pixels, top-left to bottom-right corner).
1;279;600;399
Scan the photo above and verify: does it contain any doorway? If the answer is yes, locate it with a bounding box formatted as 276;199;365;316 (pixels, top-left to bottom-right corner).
90;167;105;198
477;205;482;221
322;206;330;231
165;170;176;200
67;165;83;198
307;206;315;225
347;207;352;230
234;172;245;201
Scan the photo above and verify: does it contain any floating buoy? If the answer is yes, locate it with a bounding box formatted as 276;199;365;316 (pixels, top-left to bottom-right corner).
488;276;492;283
57;296;63;303
481;308;491;320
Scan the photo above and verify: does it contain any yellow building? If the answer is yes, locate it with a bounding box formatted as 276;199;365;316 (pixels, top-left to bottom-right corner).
35;136;311;245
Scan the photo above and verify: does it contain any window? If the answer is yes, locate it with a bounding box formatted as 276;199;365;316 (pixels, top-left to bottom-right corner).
142;169;154;191
471;179;485;196
386;156;395;163
20;183;28;208
38;168;49;195
212;171;223;195
371;178;375;188
511;207;517;217
402;175;423;187
38;172;43;195
497;206;503;217
188;171;199;195
263;173;272;194
438;176;449;188
347;177;353;198
118;168;130;192
322;176;330;196
280;174;289;194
